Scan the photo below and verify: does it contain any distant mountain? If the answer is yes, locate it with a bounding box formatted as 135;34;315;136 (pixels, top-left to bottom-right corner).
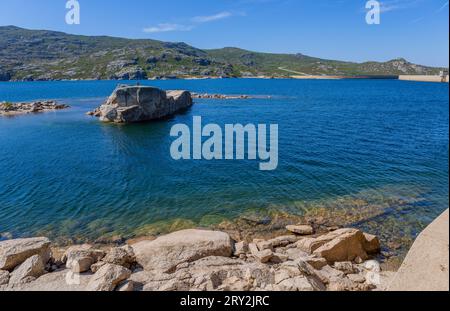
0;26;446;81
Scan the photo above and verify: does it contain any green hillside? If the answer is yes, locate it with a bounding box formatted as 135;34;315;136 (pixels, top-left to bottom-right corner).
0;26;445;81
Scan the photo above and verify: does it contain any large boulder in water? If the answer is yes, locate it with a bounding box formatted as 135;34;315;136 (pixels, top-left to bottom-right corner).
98;85;193;123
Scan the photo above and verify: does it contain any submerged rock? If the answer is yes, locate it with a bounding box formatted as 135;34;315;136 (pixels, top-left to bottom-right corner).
286;225;314;235
94;85;193;123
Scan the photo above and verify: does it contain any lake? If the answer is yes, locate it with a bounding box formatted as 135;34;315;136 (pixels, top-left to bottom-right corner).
0;79;448;248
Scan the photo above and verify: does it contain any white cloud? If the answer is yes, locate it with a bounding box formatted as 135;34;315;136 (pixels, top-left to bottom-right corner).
191;11;233;23
143;23;194;33
143;11;245;34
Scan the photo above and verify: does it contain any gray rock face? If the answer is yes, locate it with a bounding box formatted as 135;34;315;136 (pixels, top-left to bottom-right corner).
0;237;51;271
97;86;193;123
132;229;234;273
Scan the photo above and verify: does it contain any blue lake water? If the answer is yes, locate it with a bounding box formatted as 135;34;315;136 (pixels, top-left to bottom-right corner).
0;79;448;245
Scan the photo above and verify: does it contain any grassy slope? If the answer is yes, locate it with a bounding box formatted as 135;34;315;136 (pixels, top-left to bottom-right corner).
0;26;446;80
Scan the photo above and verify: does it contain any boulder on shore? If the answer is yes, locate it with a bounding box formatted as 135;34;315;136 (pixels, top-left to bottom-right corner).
86;263;131;291
132;229;234;273
9;255;45;285
0;237;51;271
94;85;193;123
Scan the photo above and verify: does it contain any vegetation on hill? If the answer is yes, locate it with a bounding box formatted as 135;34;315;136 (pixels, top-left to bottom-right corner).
0;26;445;81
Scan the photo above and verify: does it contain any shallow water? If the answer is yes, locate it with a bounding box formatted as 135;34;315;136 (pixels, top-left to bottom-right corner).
0;79;448;244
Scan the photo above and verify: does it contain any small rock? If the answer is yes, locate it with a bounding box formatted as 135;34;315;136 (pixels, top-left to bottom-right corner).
255;249;274;263
0;270;9;285
103;245;135;268
66;249;105;273
267;235;298;248
333;262;356;274
276;276;316;291
272;254;289;263
69;256;94;273
347;273;366;284
234;241;248;256
314;265;345;284
285;248;309;261
116;280;135;292
313;229;369;263
286;225;314;235
90;261;106;273
305;257;328;270
61;244;93;263
256;240;273;251
219;276;252;291
9;255;45;285
363;233;381;254
86;263;131;291
328;277;358;291
248;243;259;256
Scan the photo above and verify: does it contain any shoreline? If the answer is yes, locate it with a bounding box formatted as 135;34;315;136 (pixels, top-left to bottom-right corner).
1;75;449;83
2;210;447;291
0;225;391;291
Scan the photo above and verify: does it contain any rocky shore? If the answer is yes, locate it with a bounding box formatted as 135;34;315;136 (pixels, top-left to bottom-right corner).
0;226;393;291
0;100;69;116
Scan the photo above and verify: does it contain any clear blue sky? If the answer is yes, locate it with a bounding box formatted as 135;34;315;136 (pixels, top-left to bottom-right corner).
0;0;448;67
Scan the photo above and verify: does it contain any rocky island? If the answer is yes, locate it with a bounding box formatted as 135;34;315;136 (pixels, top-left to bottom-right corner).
0;100;69;116
0;226;390;292
87;85;193;123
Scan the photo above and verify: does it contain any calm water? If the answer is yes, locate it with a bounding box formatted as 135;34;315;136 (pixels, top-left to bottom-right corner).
0;79;448;244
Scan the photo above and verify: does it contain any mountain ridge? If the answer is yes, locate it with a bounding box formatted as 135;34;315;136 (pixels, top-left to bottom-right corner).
0;26;446;81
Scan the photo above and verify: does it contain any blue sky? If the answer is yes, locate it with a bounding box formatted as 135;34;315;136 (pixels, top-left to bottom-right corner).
0;0;448;66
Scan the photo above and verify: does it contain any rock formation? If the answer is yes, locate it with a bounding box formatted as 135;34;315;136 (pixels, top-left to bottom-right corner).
0;101;69;116
89;85;193;123
0;228;389;292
